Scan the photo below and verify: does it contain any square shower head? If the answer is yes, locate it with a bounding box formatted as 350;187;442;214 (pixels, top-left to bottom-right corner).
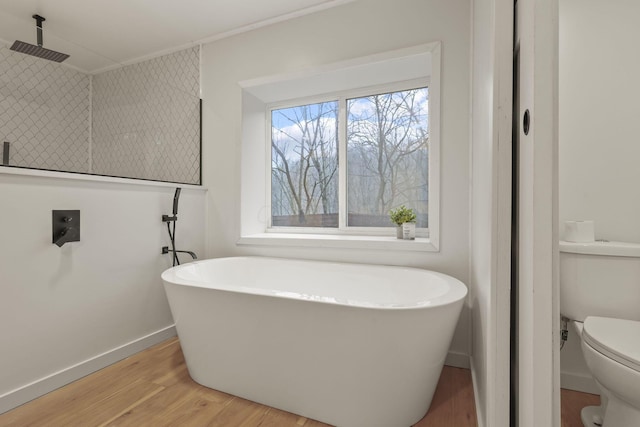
10;40;69;63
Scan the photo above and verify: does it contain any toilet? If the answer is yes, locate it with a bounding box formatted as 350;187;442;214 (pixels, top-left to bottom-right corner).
560;240;640;427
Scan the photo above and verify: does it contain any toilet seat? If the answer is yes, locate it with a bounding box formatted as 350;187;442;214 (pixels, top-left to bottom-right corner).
583;316;640;373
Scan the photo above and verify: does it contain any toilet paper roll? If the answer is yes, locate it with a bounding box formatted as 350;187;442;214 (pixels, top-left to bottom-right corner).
564;220;595;243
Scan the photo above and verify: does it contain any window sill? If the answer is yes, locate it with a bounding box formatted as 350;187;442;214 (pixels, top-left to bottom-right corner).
237;233;438;252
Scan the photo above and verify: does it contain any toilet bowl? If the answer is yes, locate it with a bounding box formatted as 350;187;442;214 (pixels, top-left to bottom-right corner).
560;241;640;427
580;317;640;427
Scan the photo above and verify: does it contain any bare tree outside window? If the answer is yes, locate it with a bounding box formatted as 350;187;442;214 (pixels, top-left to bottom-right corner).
271;101;339;227
270;87;428;230
347;87;429;228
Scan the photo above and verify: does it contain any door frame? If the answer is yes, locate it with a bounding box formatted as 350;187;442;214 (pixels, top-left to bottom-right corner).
513;0;560;425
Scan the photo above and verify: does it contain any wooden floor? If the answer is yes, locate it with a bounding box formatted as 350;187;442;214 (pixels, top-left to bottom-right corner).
0;337;478;427
561;388;600;427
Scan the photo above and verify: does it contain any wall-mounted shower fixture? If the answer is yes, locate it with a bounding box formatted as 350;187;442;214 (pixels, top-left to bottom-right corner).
10;15;70;63
52;210;80;247
2;142;9;166
162;187;181;223
162;188;197;266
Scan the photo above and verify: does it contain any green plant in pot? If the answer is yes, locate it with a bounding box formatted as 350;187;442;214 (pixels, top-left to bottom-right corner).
389;205;416;239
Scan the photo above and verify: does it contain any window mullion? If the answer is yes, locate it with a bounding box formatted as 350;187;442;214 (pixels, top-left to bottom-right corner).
266;109;273;229
338;97;348;231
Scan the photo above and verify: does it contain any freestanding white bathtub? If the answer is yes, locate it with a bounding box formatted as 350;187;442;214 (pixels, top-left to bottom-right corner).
161;256;467;427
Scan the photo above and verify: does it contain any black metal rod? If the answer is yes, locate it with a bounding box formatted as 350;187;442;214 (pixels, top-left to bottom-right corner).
2;141;9;165
33;15;45;47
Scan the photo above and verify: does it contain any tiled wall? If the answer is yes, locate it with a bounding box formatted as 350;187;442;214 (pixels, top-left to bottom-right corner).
0;45;200;184
0;46;91;172
92;47;200;184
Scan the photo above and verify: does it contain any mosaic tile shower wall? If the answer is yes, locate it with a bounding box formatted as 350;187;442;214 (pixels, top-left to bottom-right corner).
0;45;200;184
0;45;91;172
92;47;200;184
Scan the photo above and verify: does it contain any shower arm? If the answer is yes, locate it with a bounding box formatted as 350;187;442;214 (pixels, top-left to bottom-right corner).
33;14;44;47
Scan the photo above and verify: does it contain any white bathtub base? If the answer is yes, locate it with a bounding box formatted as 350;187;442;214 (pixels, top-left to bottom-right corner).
167;286;461;427
162;257;467;427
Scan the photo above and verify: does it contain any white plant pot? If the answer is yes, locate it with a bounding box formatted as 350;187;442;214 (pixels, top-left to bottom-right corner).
402;222;416;240
396;226;403;239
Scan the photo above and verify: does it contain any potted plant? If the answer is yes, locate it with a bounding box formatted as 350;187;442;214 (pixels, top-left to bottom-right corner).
389;205;417;239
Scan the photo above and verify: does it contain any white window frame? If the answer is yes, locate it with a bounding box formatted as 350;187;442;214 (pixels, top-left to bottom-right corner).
266;79;431;238
239;42;440;252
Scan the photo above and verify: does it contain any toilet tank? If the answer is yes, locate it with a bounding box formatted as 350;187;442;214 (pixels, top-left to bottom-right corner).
560;241;640;322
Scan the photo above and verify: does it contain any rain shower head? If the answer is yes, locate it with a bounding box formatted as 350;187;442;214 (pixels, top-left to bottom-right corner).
10;40;69;62
10;15;69;63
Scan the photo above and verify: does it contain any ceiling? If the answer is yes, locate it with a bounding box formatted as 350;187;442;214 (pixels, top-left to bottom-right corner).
0;0;351;74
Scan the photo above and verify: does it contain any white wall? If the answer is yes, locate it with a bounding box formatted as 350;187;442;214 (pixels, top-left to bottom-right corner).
559;0;640;242
0;171;206;413
201;0;472;364
470;1;494;421
559;0;640;392
470;0;513;426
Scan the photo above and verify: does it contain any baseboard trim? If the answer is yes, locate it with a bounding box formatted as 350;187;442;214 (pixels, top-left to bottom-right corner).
469;357;485;427
560;371;599;395
0;325;176;415
445;350;471;369
1;331;469;416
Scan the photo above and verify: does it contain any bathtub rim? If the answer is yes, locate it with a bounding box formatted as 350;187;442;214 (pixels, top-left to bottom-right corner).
161;256;468;311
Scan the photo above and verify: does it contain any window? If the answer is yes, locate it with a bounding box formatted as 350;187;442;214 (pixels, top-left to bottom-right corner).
269;86;429;234
240;42;440;250
346;88;428;229
271;101;339;227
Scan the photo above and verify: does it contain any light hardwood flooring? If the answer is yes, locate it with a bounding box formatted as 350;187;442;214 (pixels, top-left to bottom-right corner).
0;337;477;427
561;388;600;427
